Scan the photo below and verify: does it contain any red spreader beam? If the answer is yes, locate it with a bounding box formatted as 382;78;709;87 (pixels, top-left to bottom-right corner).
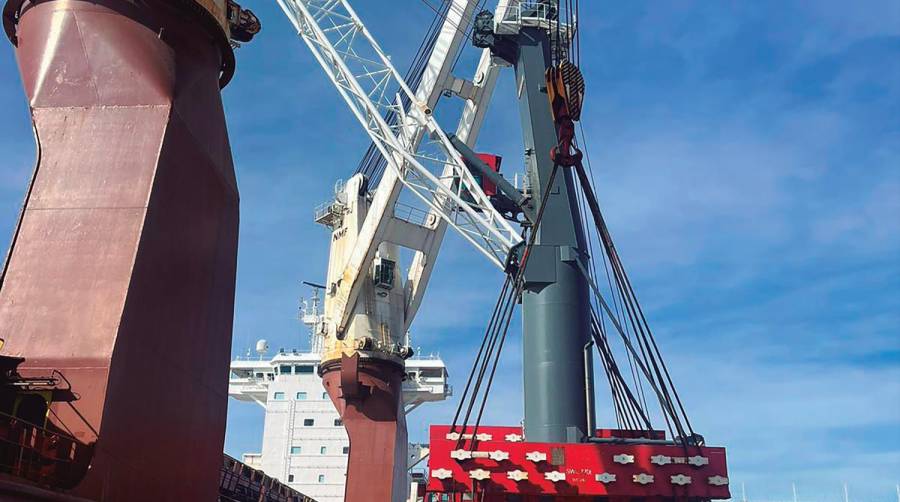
427;425;730;500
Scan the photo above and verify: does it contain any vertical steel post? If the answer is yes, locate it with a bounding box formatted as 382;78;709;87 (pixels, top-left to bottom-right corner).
515;25;594;443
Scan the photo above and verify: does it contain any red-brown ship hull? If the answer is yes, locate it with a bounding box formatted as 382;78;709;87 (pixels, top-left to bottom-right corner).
1;0;238;499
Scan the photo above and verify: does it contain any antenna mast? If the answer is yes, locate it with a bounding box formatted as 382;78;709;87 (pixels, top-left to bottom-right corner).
299;281;326;354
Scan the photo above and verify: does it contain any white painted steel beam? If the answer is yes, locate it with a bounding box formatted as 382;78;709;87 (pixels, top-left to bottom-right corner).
276;0;522;338
403;49;503;332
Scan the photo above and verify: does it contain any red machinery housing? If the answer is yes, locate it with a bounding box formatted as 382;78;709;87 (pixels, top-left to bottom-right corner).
427;425;730;501
475;153;501;196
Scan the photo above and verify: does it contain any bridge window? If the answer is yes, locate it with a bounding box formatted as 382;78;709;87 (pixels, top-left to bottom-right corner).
295;365;314;374
279;365;292;374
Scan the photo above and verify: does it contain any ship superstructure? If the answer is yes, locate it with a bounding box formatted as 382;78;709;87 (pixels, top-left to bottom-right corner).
228;288;450;502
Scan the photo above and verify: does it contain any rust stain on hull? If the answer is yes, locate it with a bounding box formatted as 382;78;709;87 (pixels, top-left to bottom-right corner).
1;0;239;499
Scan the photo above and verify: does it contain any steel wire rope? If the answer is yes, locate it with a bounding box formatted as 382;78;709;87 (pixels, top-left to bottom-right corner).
452;0;696;450
592;316;632;429
567;126;685;441
573;172;622;426
418;0;488;73
578;231;649;434
572;158;699;447
465;161;563;448
597;220;687;437
597;237;653;418
451;286;517;448
362;0;487;184
574;0;581;66
576;121;653;418
609;235;698;440
419;0;482;46
450;0;487;72
571;120;655;430
590;312;653;430
453;269;519;445
368;6;445;182
468;159;683;445
567;106;631;430
593;316;633;429
554;0;561;66
449;274;513;432
587;275;681;441
599;218;676;436
564;0;572;64
584;223;648;434
601;240;651;413
595;331;625;429
453;162;562;450
355;0;449;183
571;140;628;429
460;0;697;450
598;197;686;442
463;271;519;446
595;333;638;431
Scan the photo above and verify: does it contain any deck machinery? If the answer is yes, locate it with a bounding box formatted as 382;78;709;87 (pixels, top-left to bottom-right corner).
277;0;729;501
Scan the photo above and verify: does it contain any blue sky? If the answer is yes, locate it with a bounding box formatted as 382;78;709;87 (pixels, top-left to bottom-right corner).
1;1;899;500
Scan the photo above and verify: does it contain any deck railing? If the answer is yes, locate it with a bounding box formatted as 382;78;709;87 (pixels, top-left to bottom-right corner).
0;411;93;490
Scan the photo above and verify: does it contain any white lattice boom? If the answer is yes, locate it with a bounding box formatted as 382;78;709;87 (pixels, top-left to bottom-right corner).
276;0;523;269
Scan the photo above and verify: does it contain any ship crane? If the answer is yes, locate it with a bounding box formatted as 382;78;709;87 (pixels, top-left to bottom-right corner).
275;1;516;500
276;1;731;501
275;0;523;338
0;0;732;498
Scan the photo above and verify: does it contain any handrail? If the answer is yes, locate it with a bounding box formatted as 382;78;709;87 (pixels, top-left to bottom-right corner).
0;411;93;490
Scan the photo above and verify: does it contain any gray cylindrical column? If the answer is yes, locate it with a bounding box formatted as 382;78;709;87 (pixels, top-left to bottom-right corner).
515;26;593;443
522;254;592;442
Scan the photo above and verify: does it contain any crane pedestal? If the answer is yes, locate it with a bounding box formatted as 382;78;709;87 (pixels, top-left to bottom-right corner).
321;353;409;502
